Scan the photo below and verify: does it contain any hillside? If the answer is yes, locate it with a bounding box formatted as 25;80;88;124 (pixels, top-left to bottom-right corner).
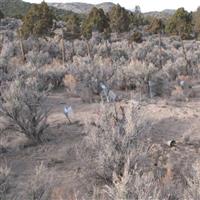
48;2;115;14
0;0;75;19
0;0;31;17
144;9;176;18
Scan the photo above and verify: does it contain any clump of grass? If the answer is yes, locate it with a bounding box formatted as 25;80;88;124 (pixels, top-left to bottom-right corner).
27;162;53;200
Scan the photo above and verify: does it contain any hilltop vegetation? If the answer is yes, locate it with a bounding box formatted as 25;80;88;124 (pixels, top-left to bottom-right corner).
0;0;78;19
0;0;31;18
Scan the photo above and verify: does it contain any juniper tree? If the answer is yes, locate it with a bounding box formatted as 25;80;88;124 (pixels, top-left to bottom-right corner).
21;1;54;38
0;10;4;20
108;4;130;33
165;7;192;39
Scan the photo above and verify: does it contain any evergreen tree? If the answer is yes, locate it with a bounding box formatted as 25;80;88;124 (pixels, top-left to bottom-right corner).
0;10;4;20
66;14;80;33
129;5;144;28
21;1;54;38
165;8;192;39
193;7;200;39
108;4;130;33
81;7;109;39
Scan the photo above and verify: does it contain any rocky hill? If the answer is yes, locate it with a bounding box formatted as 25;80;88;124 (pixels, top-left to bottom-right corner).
0;0;74;18
144;9;176;19
48;2;115;14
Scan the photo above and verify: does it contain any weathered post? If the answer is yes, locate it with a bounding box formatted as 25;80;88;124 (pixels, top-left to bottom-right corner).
19;29;25;62
61;29;65;66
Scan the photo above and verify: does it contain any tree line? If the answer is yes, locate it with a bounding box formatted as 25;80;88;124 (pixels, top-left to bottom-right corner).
1;2;200;41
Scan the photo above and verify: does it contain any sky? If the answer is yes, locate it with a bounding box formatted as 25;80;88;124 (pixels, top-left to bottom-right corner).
24;0;200;12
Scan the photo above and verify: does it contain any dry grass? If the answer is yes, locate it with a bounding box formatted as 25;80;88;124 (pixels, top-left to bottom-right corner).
26;162;53;200
0;162;11;200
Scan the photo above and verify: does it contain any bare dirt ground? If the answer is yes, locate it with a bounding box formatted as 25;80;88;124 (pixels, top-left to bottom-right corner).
1;89;200;199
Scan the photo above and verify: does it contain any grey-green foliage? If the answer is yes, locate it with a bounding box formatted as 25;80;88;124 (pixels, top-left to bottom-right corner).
0;78;49;143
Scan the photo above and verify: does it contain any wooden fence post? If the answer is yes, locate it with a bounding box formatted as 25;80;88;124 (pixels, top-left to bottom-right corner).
18;29;25;62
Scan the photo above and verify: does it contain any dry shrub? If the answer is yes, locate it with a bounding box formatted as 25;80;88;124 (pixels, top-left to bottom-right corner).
26;163;53;200
183;160;200;200
63;74;78;96
0;78;49;144
129;31;143;44
171;85;186;101
0;163;11;200
77;101;157;199
171;75;196;101
68;57;117;102
37;63;68;91
116;60;156;93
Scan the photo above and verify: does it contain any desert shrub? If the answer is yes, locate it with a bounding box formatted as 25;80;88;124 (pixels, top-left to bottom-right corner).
183;160;200;199
129;31;143;43
172;40;182;49
116;60;157;92
73;40;88;57
0;164;10;200
63;74;77;95
37;67;68;91
26;163;53;200
0;41;15;58
77;102;155;198
0;58;8;74
47;42;61;59
0;78;49;143
111;49;128;62
95;42;111;58
26;51;52;68
68;57;117;101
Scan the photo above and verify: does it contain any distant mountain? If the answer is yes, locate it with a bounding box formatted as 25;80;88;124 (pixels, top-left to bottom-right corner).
0;0;31;17
48;2;115;14
144;9;176;18
0;0;76;19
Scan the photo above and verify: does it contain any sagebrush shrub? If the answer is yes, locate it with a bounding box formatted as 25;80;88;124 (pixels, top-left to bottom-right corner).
0;78;49;143
77;102;155;198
